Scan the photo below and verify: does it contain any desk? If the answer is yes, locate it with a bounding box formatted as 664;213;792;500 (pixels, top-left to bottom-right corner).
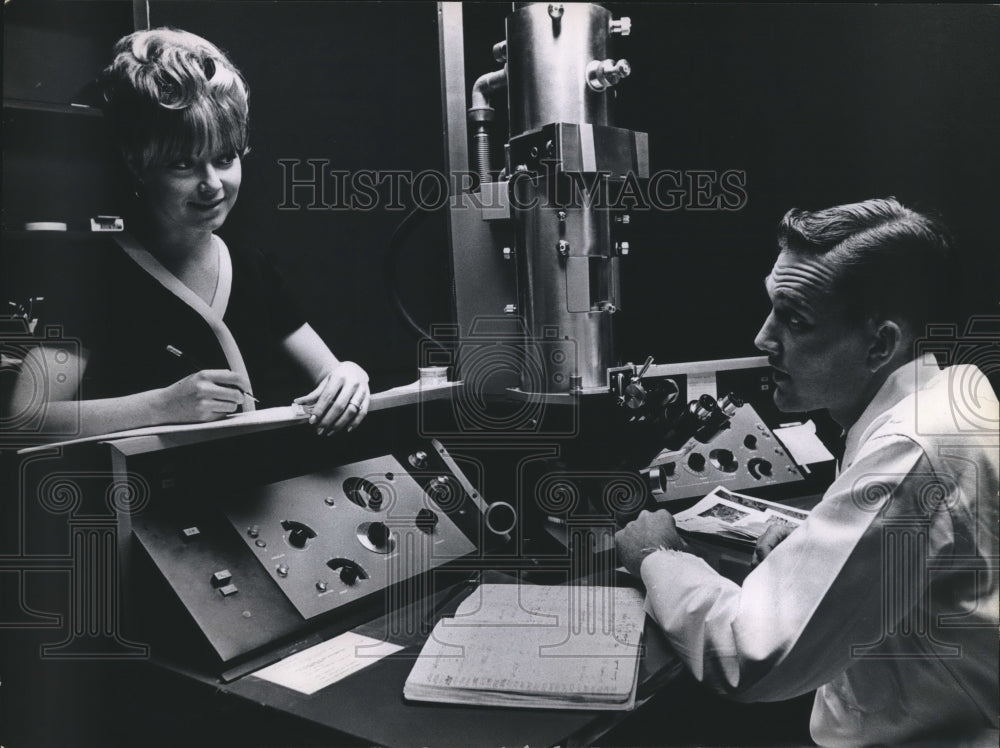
154;570;683;747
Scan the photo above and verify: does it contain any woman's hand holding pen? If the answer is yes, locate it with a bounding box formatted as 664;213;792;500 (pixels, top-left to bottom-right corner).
155;369;252;423
294;361;370;436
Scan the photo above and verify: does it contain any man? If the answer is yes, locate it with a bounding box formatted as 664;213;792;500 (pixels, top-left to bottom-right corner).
616;198;998;746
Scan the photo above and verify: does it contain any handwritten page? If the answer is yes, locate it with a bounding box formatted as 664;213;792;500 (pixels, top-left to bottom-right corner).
251;631;403;696
404;584;645;710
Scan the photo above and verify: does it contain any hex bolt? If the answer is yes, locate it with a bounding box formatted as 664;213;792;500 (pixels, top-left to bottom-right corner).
502;247;513;260
610;17;632;36
504;304;518;314
548;4;564;19
557;240;570;257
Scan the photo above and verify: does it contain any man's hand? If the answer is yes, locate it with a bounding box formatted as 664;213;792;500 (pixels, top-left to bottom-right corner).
614;509;687;577
751;523;794;568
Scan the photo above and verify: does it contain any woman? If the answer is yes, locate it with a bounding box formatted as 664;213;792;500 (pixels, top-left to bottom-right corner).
10;28;369;438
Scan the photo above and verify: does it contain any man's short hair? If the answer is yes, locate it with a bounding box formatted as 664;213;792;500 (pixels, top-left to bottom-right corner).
776;198;958;332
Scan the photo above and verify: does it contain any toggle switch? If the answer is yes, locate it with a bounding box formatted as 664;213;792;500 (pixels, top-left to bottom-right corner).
181;526;201;542
211;570;232;588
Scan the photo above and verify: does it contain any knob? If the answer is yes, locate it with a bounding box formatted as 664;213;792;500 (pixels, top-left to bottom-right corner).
416;508;439;533
659;378;680;406
367;521;390;549
709;449;738;473
624;380;647;410
647;467;667;496
719;393;743;417
340;565;359;586
744;434;758;450
687;453;706;472
408;450;428;469
586;58;632;92
748;457;774;479
276;564;289;578
692;395;716;423
282;520;317;548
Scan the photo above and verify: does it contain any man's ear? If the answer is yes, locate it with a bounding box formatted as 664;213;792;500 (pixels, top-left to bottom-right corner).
867;318;903;372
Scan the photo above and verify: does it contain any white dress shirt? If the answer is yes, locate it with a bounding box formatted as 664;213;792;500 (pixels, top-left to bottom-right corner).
641;357;999;745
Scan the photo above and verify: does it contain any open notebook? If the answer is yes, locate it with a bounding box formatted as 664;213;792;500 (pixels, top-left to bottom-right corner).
404;583;645;710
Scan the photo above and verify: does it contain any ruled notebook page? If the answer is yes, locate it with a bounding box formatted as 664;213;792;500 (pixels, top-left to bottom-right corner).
404;584;645;710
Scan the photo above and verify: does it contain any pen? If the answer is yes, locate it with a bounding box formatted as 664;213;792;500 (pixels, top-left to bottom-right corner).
165;344;260;404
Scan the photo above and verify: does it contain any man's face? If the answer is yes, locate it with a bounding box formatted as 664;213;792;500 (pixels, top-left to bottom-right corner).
754;250;877;425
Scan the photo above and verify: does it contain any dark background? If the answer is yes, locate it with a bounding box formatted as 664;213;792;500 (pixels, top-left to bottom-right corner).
4;2;998;387
3;3;998;745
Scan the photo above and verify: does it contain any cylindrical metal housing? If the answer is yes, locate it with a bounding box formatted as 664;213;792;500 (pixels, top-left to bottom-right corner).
512;175;618;392
506;3;613;136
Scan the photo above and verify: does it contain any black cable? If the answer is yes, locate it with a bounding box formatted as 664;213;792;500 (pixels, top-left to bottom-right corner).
383;205;451;354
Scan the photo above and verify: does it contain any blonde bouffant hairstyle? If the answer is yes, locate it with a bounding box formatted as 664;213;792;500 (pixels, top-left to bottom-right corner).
101;28;249;175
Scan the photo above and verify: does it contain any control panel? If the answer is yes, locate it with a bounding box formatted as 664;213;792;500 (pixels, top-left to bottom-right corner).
128;441;485;665
643;402;803;502
225;454;474;620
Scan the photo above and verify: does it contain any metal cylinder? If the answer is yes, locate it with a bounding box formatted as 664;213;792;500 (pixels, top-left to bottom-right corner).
506;3;613;136
512;175;618;391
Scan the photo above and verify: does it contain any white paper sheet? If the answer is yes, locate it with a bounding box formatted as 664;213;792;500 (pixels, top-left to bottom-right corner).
251;631;404;696
773;420;835;465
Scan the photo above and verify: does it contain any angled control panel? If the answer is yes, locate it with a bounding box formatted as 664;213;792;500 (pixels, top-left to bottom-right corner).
128;440;486;666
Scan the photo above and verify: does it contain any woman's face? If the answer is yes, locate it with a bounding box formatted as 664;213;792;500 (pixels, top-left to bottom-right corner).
140;149;242;235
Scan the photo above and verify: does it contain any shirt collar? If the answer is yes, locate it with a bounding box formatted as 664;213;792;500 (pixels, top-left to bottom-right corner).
841;353;940;469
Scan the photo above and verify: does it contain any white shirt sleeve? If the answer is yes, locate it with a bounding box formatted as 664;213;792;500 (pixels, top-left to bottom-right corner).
641;433;933;702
